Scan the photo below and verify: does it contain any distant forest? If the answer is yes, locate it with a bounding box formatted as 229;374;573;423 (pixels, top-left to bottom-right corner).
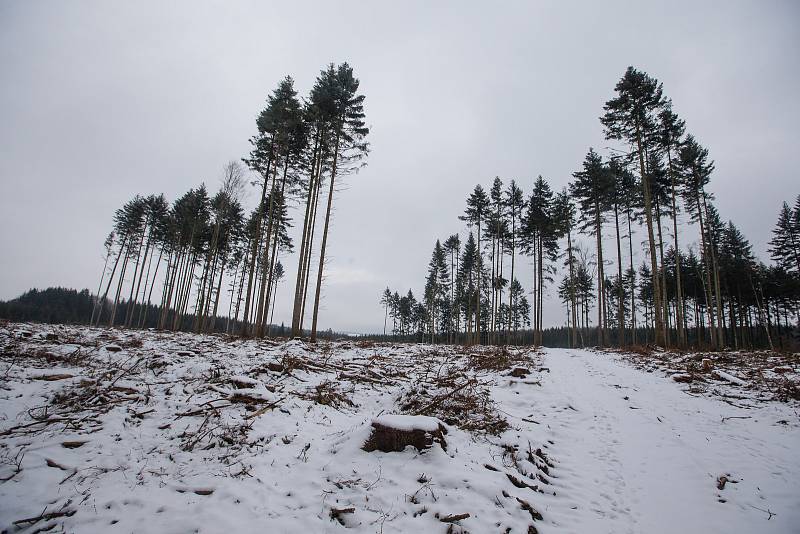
0;287;94;325
0;287;348;340
3;66;799;350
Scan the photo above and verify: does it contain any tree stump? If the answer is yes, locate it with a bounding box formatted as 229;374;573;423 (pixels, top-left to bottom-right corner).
363;415;447;452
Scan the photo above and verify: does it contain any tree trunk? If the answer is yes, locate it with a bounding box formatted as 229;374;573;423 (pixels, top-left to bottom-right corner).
701;192;725;348
537;235;544;346
567;227;577;348
232;241;251;332
626;210;636;345
91;249;112;325
207;252;227;332
595;202;605;346
655;201;670;347
476;217;482;345
666;148;686;347
135;237;157;327
123;229;146;327
635;123;665;346
614;202;624;346
94;234;128;326
260;157;291;336
128;227;152;327
291;130;322;337
109;247;131;327
301;162;324;332
255;161;279;337
140;247;162;328
268;271;279;335
310;130;342;342
240;145;274;335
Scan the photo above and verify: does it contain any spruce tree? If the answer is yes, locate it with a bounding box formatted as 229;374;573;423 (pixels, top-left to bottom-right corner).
424;240;449;343
616;163;640;344
678;134;721;348
768;200;800;274
552;188;577;347
601;66;667;346
719;221;756;348
607;158;629;346
380;287;392;336
443;234;461;341
648;152;675;344
105;196;147;327
239;76;306;338
704;201;726;347
504;180;525;344
391;291;401;337
241;77;286;335
522;176;557;346
571;149;614;346
309;63;370;342
658;101;688;346
458;231;480;341
267;260;285;333
459;186;489;344
135;194;170;328
488;177;505;344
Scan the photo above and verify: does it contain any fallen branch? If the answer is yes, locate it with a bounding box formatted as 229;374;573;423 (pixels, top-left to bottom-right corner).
440;513;470;523
713;370;747;386
13;508;75;526
32;374;75;381
244;397;286;419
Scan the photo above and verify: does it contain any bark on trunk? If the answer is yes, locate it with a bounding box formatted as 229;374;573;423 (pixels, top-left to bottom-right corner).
310;130;342;342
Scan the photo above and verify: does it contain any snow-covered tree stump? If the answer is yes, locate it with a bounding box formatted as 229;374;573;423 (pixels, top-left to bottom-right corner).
363;415;448;452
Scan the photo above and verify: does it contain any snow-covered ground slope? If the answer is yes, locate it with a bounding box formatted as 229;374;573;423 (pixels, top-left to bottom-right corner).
0;323;798;533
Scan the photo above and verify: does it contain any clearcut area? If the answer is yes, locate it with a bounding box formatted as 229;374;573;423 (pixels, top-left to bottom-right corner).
1;323;798;533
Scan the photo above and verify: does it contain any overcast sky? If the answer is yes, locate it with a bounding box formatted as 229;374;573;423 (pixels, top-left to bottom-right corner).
1;1;798;333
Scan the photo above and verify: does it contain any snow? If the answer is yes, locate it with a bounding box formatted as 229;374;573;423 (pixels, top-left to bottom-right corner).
508;349;800;533
0;322;798;533
229;374;259;387
373;414;443;432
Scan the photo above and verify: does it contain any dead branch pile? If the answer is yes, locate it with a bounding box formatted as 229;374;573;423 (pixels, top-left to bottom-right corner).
612;347;800;403
398;370;509;435
467;346;537;372
304;380;356;408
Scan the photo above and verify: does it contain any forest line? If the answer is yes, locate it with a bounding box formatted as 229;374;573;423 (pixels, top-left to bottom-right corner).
37;64;800;350
378;67;800;351
88;63;368;341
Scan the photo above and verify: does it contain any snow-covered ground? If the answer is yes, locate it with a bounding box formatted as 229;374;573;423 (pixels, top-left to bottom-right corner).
0;323;798;533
